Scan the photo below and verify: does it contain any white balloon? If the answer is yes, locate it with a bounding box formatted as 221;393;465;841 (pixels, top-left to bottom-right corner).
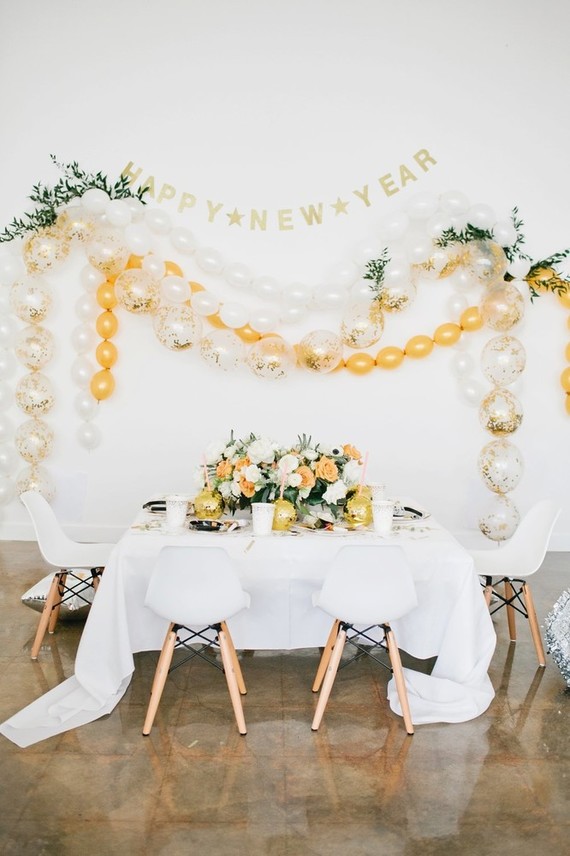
74;391;98;421
219;302;249;328
279;305;305;325
81;188;110;213
71;356;95;388
467;203;495;229
450;267;476;292
0;254;25;286
0;475;15;505
325;261;360;289
224;262;253;289
0;316;18;348
425;211;452;238
195;247;225;275
123;223;153;256
170;227;196;255
312;283;348;311
350;279;376;300
124;197;145;222
511;279;532;307
75;293;99;321
352;236;384;267
439;190;470;214
492;220;517;247
446;293;469;318
457;377;485;406
0;348;17;380
144;207;172;234
80;264;106;292
381;212;410;241
282;282;311;306
77;422;101;450
253;276;281;301
451;351;476;377
508;257;532;279
0;444;18;475
190;290;220;316
405;235;433;264
0;381;13;410
142;254;166;279
248;309;279;334
0;288;10;314
0;414;14;443
383;253;410;287
71;324;97;354
160;275;190;304
105;199;132;227
406;192;438;220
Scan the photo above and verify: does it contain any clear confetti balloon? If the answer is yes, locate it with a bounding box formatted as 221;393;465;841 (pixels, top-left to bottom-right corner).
86;228;130;276
340;300;384;348
478;439;524;494
379;279;417;312
10;277;53;324
15;418;54;463
115;269;160;314
15;464;55;501
200;329;246;371
480;282;525;331
467;239;508;285
15;372;55;416
246;335;296;380
22;226;70;274
481;336;526;386
478;494;520;541
479;388;523;435
57;207;96;243
419;245;463;280
298;330;343;374
153;305;202;350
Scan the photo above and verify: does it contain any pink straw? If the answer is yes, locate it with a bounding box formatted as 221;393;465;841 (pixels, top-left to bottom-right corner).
358;451;369;495
280;467;287;499
202;454;211;491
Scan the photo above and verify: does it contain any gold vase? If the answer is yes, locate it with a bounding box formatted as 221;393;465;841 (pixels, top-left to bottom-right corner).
343;493;372;527
194;489;224;520
272;498;297;531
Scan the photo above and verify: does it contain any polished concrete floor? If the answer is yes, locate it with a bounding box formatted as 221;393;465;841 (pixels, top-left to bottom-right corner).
0;541;567;856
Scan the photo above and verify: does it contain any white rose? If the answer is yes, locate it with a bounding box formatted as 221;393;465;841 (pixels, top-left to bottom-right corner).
303;448;318;461
244;464;262;483
225;443;239;459
322;480;348;504
278;454;300;474
287;472;302;488
342;459;362;487
204;440;226;464
231;479;242;498
219;481;233;498
247;438;276;465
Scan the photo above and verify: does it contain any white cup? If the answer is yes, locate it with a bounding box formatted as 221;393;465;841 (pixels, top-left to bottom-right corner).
251;502;275;536
165;495;189;530
372;500;395;535
368;482;386;502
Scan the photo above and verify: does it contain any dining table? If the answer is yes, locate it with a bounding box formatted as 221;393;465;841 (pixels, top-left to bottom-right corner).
1;508;496;748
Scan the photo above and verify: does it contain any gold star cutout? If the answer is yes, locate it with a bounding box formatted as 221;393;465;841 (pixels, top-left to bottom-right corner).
331;197;349;216
227;208;245;226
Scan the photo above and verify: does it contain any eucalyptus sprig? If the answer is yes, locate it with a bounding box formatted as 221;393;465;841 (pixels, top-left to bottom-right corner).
0;154;148;243
526;249;570;299
436;223;494;248
363;248;391;297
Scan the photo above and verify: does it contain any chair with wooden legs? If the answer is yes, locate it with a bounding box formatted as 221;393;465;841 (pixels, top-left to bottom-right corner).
142;545;250;737
469;500;561;667
20;491;115;660
311;545;418;736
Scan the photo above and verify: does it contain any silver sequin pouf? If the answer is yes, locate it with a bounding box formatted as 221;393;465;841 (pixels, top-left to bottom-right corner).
544;589;570;688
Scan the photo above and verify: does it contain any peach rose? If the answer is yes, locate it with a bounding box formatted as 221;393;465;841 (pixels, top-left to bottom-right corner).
343;444;362;460
314;456;339;482
239;475;256;498
296;465;316;489
216;460;233;478
235;456;250;472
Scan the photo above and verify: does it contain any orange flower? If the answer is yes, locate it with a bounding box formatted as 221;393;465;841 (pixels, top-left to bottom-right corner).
216;460;233;478
239;475;256;498
235;457;250;472
314;456;339;482
343;444;362;460
296;465;316;489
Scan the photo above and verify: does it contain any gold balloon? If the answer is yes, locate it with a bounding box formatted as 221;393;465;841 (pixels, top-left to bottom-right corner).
96;311;119;339
15;372;55;416
298;330;343;374
272;498;297;531
525;266;556;292
194;489;224;520
405;335;433;359
235;324;261;343
460;306;483;331
345;353;375;375
115;269;160;314
433;323;462;347
561;367;570;393
57;207;96;243
164;260;183;277
566;342;570;362
566;394;570;416
376;346;404;369
190;281;205;293
479;389;523;435
558;288;570;310
341;301;384;348
22;227;70;274
87;229;130;276
343;493;372;527
126;254;143;269
96;282;118;309
96;340;118;368
480;283;525;332
90;369;115;401
206;313;228;330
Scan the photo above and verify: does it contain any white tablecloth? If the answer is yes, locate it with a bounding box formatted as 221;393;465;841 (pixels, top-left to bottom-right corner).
1;517;496;747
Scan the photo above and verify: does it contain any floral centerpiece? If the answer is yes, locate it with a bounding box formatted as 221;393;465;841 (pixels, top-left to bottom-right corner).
196;432;365;525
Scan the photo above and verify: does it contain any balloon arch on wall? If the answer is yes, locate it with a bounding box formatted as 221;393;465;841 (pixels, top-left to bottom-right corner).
0;158;569;541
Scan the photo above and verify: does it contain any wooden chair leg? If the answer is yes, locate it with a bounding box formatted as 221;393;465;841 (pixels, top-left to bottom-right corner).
505;580;517;641
483;584;493;608
385;626;414;735
522;582;546;667
218;628;247;735
220;621;246;695
312;627;346;731
31;573;62;660
143;624;177;736
312;619;340;693
48;572;67;634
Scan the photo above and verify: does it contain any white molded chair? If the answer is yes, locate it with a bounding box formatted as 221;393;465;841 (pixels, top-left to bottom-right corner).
311;545;418;735
469;500;561;667
20;490;115;660
142;546;251;737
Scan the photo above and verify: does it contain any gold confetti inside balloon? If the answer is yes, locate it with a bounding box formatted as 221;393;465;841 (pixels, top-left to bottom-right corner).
479;388;523;435
478;439;524;494
87;228;130;276
481;336;526;386
57;207;96;243
379;280;417;312
153;305;202;350
10;278;52;324
272;498;297;531
15;464;55;502
200;329;245;371
14;325;55;370
340;301;384;348
15;373;55;416
298;330;343;374
15;418;54;464
419;246;463;280
478;494;520;542
22;227;70;274
468;239;508;285
480;282;525;332
343;493;372;527
194;489;224;520
246;335;296;380
116;269;160;314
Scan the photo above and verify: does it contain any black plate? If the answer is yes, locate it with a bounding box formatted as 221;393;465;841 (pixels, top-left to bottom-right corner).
189;519;224;532
143;500;166;513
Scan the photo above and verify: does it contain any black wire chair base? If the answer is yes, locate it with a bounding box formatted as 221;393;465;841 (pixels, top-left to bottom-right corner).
168;622;224;675
337;622;392;673
53;569;103;611
481;576;530;620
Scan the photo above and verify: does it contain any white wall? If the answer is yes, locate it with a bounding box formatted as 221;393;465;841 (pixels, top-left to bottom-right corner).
0;0;569;547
